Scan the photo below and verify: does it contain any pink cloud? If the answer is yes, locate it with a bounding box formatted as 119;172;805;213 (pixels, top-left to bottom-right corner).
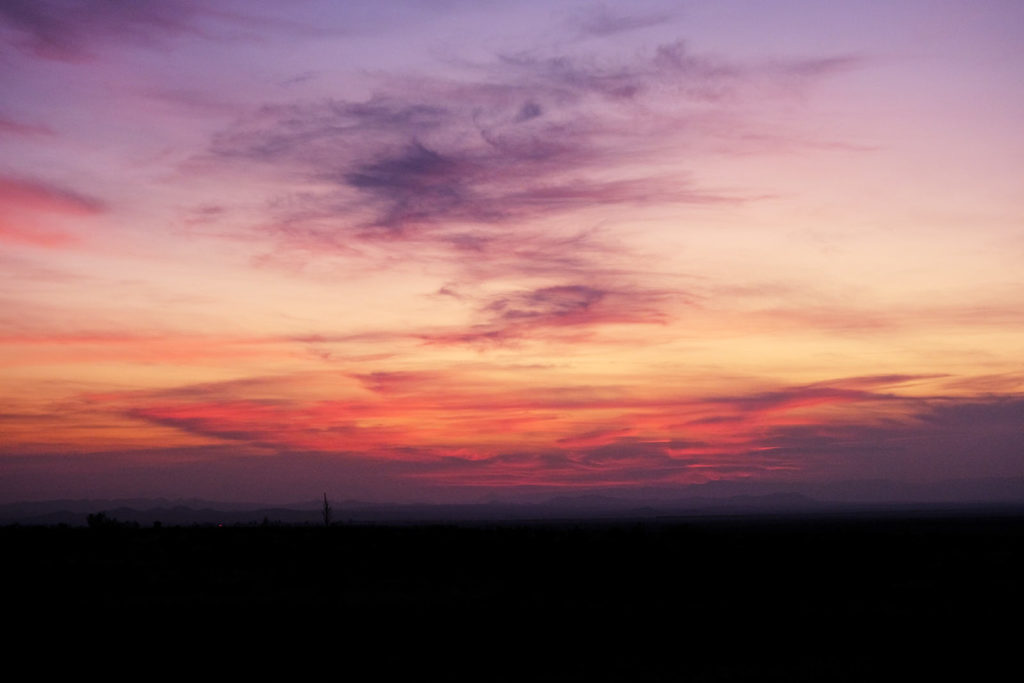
79;372;958;490
0;174;106;247
0;115;55;137
0;175;105;214
6;366;1019;498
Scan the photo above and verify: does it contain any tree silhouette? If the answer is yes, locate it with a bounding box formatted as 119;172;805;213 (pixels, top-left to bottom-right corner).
87;511;111;529
86;511;137;529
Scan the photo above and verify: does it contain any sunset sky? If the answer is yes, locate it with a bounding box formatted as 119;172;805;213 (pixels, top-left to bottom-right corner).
2;0;1022;504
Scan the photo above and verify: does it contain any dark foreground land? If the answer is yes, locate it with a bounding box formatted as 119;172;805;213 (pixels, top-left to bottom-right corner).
5;512;1022;680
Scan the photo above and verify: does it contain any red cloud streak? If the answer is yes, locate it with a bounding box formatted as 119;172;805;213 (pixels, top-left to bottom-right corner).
96;374;952;489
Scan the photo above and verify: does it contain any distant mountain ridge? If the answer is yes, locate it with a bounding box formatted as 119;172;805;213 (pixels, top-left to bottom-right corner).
3;477;1023;526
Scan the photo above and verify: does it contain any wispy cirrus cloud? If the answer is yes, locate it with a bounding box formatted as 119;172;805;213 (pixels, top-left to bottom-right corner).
0;174;105;214
6;365;1010;497
0;332;296;367
2;2;1021;507
197;38;859;348
207;40;855;243
0;114;54;137
0;174;106;247
0;0;205;61
69;370;1000;489
564;3;675;38
0;0;334;65
418;282;677;346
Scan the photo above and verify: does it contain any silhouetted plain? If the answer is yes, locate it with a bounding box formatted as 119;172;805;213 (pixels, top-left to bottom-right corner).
4;513;1020;680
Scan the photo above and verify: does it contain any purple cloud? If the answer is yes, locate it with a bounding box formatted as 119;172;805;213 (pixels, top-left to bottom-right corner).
199;38;859;343
760;396;1024;481
565;3;674;38
0;114;54;137
414;282;677;347
0;0;204;61
207;39;846;242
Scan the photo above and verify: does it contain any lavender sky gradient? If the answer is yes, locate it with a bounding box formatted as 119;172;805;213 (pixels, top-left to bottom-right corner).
1;1;1022;504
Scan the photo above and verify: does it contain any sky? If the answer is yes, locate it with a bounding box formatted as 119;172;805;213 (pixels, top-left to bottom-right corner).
1;0;1022;504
